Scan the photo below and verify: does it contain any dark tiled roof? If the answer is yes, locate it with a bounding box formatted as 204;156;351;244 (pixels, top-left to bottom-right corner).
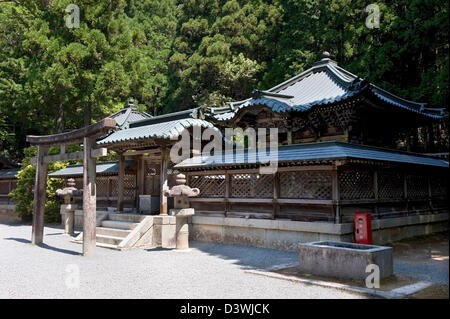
97;108;218;146
48;160;134;177
175;141;449;170
0;168;20;179
0;154;19;169
209;57;445;121
107;100;152;129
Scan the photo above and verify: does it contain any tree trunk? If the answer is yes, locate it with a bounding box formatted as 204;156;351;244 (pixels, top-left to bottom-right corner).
55;103;64;133
84;103;91;127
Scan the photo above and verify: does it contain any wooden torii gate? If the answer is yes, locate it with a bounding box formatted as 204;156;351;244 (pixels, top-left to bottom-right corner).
27;118;116;256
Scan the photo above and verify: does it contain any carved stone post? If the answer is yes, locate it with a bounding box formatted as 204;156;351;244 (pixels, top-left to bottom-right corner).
56;178;82;236
164;173;200;250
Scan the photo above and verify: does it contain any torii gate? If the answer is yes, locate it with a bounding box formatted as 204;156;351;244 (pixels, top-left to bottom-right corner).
27;118;116;256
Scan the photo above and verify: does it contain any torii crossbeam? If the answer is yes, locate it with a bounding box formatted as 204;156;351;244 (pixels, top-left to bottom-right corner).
26;118;116;256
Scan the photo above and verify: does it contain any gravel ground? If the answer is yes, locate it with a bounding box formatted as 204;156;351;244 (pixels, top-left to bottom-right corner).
390;233;449;286
0;223;367;299
1;223;447;299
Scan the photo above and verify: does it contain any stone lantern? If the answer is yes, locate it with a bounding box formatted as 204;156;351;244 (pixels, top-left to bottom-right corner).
56;178;82;236
164;173;200;250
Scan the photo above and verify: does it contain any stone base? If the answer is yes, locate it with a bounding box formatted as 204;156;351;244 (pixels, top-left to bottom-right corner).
0;204;20;223
152;215;177;248
189;212;449;250
297;241;393;280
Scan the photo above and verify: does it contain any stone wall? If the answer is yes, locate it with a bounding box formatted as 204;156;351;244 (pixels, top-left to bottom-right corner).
188;212;449;250
0;204;20;223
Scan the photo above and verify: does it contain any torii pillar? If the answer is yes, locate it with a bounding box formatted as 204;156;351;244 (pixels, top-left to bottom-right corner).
27;118;116;256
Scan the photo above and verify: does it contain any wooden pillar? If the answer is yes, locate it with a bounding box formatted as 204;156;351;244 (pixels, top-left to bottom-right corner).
31;145;49;245
117;153;125;212
403;173;408;214
287;131;293;145
373;170;379;219
137;155;145;209
331;167;341;224
83;137;97;257
225;171;230;217
106;176;111;207
160;147;169;215
273;172;280;219
427;175;434;212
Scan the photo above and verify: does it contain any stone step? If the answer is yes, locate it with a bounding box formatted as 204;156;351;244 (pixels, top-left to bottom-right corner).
108;213;146;223
101;219;139;230
96;227;131;238
96;234;123;246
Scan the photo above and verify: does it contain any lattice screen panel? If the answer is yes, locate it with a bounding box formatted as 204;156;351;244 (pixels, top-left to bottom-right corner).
431;175;448;197
231;173;273;198
96;177;109;197
279;171;332;199
74;178;83;190
0;181;9;195
339;169;374;200
144;164;160;195
110;178;118;196
406;175;428;199
189;175;226;198
378;171;403;199
124;174;136;198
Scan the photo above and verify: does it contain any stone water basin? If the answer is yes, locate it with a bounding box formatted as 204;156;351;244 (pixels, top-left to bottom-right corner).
298;241;393;280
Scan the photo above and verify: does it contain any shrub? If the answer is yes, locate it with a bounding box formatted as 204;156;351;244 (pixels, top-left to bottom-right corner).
9;146;68;223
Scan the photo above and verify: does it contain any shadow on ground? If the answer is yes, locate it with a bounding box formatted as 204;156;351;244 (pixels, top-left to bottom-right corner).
4;237;80;256
187;241;298;270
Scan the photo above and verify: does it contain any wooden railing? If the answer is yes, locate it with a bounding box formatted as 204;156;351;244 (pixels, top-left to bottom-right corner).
185;165;448;223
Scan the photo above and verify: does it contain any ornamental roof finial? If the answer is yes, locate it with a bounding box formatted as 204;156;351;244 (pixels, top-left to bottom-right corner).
321;51;331;60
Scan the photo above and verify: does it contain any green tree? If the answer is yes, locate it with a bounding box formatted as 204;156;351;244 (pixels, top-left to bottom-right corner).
9;146;67;223
165;0;282;110
0;0;176;161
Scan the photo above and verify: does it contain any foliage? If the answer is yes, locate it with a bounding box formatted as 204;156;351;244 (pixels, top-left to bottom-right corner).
9;146;67;223
0;0;448;161
0;0;177;160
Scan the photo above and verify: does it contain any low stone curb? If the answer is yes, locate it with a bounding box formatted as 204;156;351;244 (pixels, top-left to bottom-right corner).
244;268;433;299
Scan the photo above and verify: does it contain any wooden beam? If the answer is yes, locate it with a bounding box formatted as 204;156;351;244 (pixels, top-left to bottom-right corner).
31;145;49;245
26;118;116;146
190;197;334;205
160;147;169;215
117;154;125;212
30;148;107;164
82;137;97;257
277;198;333;205
123;149;160;157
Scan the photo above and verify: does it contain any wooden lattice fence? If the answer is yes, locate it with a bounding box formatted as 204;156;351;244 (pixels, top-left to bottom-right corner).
231;173;273;198
378;171;403;199
406;175;429;199
186;164;446;222
188;174;226;198
339;169;375;200
279;171;332;199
